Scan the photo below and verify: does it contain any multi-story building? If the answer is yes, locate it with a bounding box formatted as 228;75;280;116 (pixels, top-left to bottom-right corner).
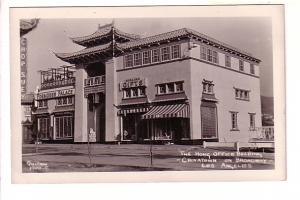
33;66;76;142
53;23;261;144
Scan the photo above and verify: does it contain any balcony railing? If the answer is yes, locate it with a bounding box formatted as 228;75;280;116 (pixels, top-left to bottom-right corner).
41;77;75;90
250;126;274;141
84;75;105;87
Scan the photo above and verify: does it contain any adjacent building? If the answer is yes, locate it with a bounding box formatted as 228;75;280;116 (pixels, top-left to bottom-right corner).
21;93;35;143
48;23;262;144
33;66;76;142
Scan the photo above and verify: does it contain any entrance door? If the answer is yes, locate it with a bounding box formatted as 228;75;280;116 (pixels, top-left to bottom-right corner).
201;103;218;139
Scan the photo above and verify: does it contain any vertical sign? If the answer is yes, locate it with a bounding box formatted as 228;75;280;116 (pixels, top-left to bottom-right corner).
20;37;27;98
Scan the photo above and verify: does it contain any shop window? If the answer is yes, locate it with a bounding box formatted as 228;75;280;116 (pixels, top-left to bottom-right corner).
171;45;180;59
249;113;256;130
143;50;151;65
55;116;73;138
124;54;133;68
161;46;170;61
202;80;214;94
239;60;244;71
152;49;160;63
235;88;250;101
250;63;255;74
133;52;142;66
230;111;239;130
225;55;231;67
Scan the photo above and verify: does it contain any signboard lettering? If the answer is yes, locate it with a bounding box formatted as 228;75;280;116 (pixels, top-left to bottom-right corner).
37;89;75;100
20;37;27;98
119;77;146;90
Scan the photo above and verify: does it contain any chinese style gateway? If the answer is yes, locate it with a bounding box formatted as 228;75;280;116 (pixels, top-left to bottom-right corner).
36;23;263;144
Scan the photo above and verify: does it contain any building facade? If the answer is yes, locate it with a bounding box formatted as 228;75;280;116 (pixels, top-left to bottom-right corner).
33;66;76;142
52;23;261;144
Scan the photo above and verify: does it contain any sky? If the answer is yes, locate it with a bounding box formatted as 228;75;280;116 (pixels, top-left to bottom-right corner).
23;18;273;97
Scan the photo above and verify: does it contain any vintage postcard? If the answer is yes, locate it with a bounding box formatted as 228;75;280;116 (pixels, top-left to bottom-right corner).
11;5;285;183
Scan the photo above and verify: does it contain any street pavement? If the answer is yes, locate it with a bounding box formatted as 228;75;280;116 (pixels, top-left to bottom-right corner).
22;143;275;172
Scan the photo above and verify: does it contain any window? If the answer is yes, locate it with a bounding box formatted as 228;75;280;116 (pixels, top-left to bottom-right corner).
57;97;74;106
124;90;131;98
123;87;146;99
235;88;250;101
171;45;180;59
55;116;73;138
152;49;160;63
132;88;139;97
161;46;170;61
38;100;47;108
239;60;244;71
200;46;207;60
158;84;166;94
157;81;184;95
225;55;231;67
143;51;151;65
230;112;238;130
200;45;218;64
249;113;256;130
212;51;218;63
139;87;145;96
175;82;183;92
39;117;50;139
207;49;212;62
124;54;133;68
202;80;214;94
133;52;142;66
167;83;175;93
250;63;255;74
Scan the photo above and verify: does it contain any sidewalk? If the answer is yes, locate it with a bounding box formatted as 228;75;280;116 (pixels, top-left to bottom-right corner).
22;143;275;172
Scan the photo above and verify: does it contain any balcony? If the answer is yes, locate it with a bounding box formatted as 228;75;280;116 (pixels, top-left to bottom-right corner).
40;77;75;90
84;75;105;97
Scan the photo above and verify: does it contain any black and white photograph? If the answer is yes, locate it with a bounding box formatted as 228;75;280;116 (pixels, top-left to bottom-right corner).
10;5;285;183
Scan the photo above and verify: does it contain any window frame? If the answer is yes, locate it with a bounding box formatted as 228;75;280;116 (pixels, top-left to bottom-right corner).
124;54;134;68
230;111;239;131
133;52;142;66
250;63;255;74
239;60;244;71
142;50;151;65
249;113;256;130
225;55;231;67
171;45;180;59
161;46;171;61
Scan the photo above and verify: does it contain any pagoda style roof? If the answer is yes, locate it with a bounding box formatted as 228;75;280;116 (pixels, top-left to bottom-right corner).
71;23;140;47
55;27;261;64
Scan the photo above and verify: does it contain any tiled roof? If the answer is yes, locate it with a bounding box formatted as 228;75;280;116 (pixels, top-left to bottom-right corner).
55;27;260;63
71;23;140;45
119;28;188;49
54;42;112;59
21;93;34;104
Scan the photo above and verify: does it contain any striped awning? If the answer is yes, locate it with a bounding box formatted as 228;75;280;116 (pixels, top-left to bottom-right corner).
118;107;149;115
142;104;189;119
